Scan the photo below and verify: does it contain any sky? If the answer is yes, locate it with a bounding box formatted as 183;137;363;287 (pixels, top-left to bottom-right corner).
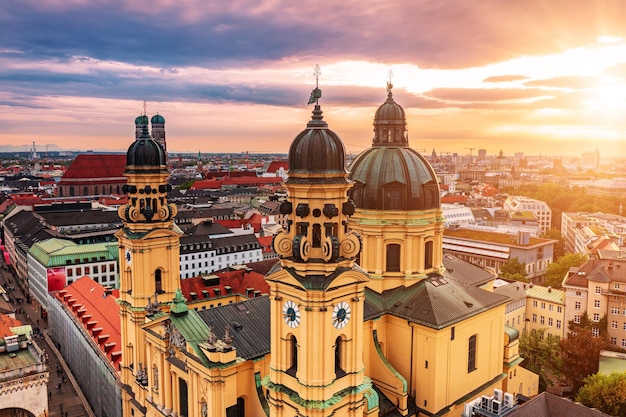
1;0;626;157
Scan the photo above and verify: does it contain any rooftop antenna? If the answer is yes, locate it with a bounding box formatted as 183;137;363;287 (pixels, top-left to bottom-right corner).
307;64;322;105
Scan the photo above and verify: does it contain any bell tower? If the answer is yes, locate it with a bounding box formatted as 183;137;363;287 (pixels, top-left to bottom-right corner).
264;69;376;417
115;124;180;417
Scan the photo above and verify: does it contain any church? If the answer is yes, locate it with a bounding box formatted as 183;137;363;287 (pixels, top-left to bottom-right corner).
116;83;538;417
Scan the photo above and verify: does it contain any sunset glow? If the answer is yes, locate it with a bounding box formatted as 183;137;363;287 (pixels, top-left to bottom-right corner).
0;0;625;156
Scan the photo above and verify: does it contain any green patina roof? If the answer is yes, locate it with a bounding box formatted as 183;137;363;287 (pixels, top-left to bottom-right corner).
504;325;519;341
28;238;118;267
526;285;565;305
169;308;213;367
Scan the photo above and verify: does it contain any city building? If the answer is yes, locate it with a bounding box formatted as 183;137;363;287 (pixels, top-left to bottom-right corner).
561;211;626;254
0;314;49;417
48;277;122;417
562;257;626;348
503;196;552;235
27;238;119;316
493;280;527;335
585;178;626;197
443;228;557;282
56;153;127;198
524;284;565;339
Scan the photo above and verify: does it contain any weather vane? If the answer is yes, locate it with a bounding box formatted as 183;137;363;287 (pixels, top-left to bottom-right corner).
387;69;394;93
308;64;322;105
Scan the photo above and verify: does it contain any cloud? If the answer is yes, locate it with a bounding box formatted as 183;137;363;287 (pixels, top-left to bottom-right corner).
524;76;598;89
483;75;529;83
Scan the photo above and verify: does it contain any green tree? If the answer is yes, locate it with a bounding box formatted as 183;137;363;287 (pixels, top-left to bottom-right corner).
519;328;562;392
177;179;195;190
576;372;626;416
544;229;565;260
560;313;609;392
499;257;528;282
544;253;587;289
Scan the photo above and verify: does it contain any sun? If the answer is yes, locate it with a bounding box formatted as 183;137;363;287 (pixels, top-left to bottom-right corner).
586;77;626;112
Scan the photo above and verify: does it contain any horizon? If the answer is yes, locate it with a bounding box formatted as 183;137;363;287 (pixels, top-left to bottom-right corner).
1;1;626;157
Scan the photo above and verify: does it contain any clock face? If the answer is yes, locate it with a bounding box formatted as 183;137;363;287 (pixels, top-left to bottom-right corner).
125;248;132;266
332;301;351;329
282;300;301;328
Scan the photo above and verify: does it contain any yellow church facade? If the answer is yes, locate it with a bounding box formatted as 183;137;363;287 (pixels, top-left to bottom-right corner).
117;86;537;417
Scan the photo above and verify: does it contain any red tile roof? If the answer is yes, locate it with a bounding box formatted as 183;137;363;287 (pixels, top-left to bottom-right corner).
180;268;269;302
190;176;282;190
441;195;468;204
257;236;274;253
266;161;288;173
0;315;21;338
61;154;126;180
56;277;121;372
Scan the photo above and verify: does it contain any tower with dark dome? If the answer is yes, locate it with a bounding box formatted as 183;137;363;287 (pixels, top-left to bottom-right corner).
115;124;181;417
151;113;167;158
348;83;443;292
264;80;376;416
135;114;149;139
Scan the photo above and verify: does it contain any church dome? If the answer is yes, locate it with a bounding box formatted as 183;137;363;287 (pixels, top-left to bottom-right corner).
151;114;165;125
126;126;166;169
287;105;348;181
135;115;149;125
348;87;440;210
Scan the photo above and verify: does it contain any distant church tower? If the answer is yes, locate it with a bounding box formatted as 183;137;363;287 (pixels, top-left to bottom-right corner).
265;78;377;416
348;83;443;292
115;125;180;416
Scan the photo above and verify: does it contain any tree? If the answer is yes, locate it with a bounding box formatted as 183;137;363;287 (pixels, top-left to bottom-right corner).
544;229;565;260
499;257;528;282
544;252;587;289
560;313;609;392
576;372;626;416
519;329;562;392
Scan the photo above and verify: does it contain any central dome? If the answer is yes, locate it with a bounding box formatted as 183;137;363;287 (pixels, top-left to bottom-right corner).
287;104;348;183
348;88;439;210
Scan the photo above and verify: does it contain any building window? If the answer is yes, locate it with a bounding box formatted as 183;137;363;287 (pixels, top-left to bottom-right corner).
612;321;618;329
593;313;600;322
595;286;601;294
532;314;537;323
155;269;163;293
468;335;477;373
67;269;73;277
611;307;620;315
610;337;617;345
548;318;553;326
574;315;581;324
533;300;538;307
288;335;298;375
622;339;626;348
540;316;545;325
549;304;553;311
575;301;581;310
334;336;345;377
424;241;433;269
557;306;562;313
556;320;562;329
451;326;455;341
594;300;601;308
576;291;582;296
541;302;546;309
592;328;599;338
615;283;620;290
386;244;401;272
84;266;90;275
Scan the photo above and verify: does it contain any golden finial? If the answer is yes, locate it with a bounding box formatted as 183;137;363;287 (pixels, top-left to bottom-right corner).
387;69;394;93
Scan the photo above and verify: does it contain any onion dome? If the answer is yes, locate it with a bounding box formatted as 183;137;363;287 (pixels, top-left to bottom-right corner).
126;125;166;171
287;104;348;183
151;114;165;124
135;115;149;125
348;86;440;210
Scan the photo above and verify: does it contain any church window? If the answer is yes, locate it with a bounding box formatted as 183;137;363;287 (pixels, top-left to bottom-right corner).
468;335;477;372
83;186;88;196
155;269;163;293
335;336;346;377
94;186;98;195
226;397;245;417
386;244;401;272
179;378;188;417
425;241;433;269
69;187;75;197
287;335;298;376
116;185;120;194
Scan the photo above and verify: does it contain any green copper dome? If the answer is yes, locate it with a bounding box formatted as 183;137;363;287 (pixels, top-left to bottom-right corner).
135;115;149;125
151;114;165;124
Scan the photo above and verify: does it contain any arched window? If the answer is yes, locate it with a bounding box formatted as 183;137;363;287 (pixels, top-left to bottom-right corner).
116;185;120;194
468;334;477;373
69;187;75;197
155;269;163;293
386;244;401;272
335;336;346;377
83;186;89;196
312;224;322;248
59;187;64;197
425;241;434;269
287;335;298;376
94;186;99;195
179;378;188;417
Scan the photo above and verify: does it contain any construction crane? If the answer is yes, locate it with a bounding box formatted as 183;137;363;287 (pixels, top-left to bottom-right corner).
464;147;475;156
